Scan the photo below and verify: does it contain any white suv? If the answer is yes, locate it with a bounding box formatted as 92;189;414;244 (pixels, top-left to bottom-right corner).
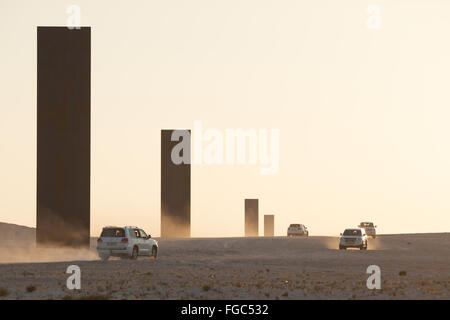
287;224;309;237
358;222;377;238
97;226;158;261
339;228;368;250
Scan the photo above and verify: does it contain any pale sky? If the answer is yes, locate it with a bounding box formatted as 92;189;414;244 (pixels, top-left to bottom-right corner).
1;0;450;237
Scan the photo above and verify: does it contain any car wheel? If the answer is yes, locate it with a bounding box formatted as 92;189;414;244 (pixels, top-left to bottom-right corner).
100;254;110;261
152;246;158;259
131;246;138;260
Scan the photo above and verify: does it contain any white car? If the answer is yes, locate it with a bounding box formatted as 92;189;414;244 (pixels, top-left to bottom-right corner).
358;222;377;238
287;224;309;237
97;226;158;261
339;228;368;250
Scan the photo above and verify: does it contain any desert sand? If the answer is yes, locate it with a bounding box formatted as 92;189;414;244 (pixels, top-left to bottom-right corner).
0;233;448;300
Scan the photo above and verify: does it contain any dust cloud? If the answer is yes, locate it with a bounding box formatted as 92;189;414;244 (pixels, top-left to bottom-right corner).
160;208;190;238
0;242;99;264
322;236;385;250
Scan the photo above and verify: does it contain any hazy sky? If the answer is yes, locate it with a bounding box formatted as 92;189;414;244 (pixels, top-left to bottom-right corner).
1;0;450;237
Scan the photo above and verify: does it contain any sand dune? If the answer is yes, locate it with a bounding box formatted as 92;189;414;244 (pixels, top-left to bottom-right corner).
0;222;35;245
0;233;448;299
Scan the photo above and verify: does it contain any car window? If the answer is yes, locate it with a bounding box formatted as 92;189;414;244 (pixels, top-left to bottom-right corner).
343;229;362;236
101;228;125;237
139;229;148;238
129;229;140;238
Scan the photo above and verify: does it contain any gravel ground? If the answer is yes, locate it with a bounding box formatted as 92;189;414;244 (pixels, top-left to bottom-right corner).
0;234;448;299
